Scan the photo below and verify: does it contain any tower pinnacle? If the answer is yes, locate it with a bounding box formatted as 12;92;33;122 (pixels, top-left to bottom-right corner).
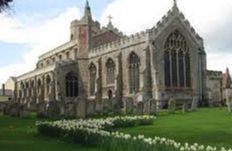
84;0;92;18
174;0;177;6
172;0;179;12
85;0;89;8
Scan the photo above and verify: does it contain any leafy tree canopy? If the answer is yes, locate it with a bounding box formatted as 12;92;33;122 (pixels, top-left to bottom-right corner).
0;0;13;12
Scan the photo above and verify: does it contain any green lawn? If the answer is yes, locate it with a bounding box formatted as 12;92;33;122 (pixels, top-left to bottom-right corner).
0;114;102;151
1;108;232;151
119;108;232;149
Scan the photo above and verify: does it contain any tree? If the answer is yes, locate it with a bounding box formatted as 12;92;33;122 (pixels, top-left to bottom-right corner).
0;0;13;12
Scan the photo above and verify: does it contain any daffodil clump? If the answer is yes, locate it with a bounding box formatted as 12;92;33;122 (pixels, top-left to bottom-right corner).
36;115;232;151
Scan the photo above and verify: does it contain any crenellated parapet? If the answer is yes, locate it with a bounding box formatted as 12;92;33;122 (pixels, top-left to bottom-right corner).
150;5;203;46
207;70;223;80
89;30;149;58
17;64;56;82
38;40;78;61
94;23;124;37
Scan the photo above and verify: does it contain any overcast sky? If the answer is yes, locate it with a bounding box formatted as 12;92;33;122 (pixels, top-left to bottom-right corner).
0;0;232;85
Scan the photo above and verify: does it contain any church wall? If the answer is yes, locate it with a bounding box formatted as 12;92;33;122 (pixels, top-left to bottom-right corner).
15;71;55;104
56;63;75;101
151;19;205;105
206;71;223;104
76;59;89;99
121;43;147;100
100;52;119;99
88;39;148;101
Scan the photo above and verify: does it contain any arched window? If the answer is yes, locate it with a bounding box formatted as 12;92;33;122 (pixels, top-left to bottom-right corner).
106;58;115;84
164;30;191;89
25;82;29;97
20;82;25;90
108;90;113;100
25;82;29;89
65;72;79;97
37;79;42;88
129;52;140;93
89;63;96;96
37;79;42;96
70;34;74;40
46;75;51;94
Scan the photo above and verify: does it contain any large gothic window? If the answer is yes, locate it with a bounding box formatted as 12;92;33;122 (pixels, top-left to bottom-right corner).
89;63;96;96
164;30;191;89
65;72;79;97
129;52;140;93
106;58;115;84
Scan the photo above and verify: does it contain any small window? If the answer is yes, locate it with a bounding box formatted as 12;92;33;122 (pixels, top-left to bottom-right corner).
52;57;56;62
66;52;70;59
40;63;43;68
70;34;74;40
59;55;62;61
47;60;50;65
74;48;78;57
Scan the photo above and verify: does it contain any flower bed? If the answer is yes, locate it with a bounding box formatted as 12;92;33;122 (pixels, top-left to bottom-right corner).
36;115;232;151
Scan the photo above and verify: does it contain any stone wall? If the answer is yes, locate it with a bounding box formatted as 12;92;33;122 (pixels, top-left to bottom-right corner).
206;70;223;106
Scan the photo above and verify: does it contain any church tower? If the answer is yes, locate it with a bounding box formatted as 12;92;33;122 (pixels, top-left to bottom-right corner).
70;0;93;58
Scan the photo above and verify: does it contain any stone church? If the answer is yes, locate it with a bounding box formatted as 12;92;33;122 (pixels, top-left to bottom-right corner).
13;0;207;110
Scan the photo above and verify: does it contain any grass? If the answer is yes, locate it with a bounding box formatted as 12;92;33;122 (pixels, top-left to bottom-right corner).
0;114;102;151
1;108;232;151
119;107;232;149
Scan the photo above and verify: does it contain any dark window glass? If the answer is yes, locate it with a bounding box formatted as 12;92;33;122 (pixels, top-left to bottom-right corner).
65;72;79;97
129;52;140;93
106;58;115;84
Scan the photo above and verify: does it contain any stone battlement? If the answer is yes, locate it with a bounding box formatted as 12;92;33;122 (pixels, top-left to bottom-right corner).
93;25;123;37
207;70;223;78
89;30;149;58
17;64;56;82
38;40;78;61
